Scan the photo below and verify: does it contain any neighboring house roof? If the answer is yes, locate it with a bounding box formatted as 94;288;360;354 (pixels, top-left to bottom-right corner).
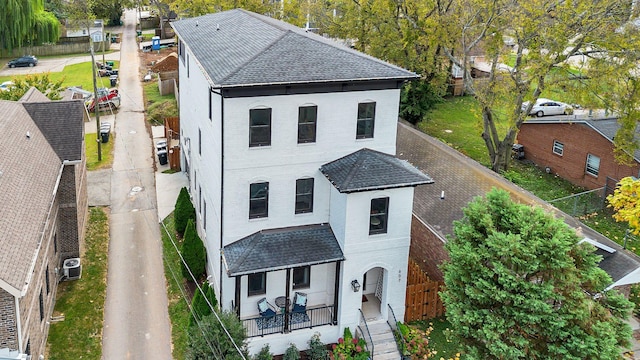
222;224;344;276
522;117;640;162
320;148;433;193
170;9;418;87
0;89;84;295
396;121;640;289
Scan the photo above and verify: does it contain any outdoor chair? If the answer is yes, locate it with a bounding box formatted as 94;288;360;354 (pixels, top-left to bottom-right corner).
292;292;307;314
257;297;276;318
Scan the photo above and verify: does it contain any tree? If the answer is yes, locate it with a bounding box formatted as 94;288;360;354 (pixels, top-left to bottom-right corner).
174;187;195;236
189;281;218;328
608;176;640;236
441;188;633;359
0;0;60;50
181;218;206;280
186;311;249;360
0;74;64;101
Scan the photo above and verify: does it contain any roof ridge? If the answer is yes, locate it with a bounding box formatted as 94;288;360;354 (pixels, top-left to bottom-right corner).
341;149;366;190
230;231;263;273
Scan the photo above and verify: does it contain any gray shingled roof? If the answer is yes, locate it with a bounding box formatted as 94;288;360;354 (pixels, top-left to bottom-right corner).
170;9;418;87
0;100;62;294
320;148;433;193
223;224;344;276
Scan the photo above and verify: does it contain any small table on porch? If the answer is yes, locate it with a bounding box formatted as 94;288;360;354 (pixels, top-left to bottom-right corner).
275;296;289;314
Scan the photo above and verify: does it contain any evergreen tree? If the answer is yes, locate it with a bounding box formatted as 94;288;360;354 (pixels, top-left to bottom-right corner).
174;187;195;236
181;219;206;280
441;189;633;359
189;282;218;328
186;311;249;360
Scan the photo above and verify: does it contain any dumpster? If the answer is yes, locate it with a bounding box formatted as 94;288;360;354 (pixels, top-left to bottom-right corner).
100;129;110;143
109;75;118;87
157;149;168;165
512;144;524;160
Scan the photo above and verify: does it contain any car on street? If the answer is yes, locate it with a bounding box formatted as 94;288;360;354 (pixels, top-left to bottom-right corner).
7;55;38;68
522;98;573;117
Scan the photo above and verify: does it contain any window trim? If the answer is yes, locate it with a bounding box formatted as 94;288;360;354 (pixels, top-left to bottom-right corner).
552;140;564;156
248;272;266;296
297;105;317;144
293;266;311;289
249;108;272;147
356;102;376;139
249;182;269;219
369;197;389;235
586;153;600;177
295;178;314;214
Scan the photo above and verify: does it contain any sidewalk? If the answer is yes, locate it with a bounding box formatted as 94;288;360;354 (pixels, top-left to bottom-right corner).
152;125;187;221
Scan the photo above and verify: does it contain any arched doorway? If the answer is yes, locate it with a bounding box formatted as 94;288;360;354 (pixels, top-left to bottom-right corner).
360;267;385;321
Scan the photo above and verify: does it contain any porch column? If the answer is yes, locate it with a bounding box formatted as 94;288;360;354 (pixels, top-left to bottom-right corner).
333;261;341;325
235;276;241;317
284;268;291;332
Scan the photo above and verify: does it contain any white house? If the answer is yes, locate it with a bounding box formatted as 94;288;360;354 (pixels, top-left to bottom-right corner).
171;9;433;355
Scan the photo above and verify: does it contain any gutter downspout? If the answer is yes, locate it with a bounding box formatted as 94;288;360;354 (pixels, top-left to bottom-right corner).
15;297;22;353
211;87;225;309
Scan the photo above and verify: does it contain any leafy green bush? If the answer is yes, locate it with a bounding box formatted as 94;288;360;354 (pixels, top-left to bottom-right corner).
174;187;195;236
307;333;328;360
253;344;273;360
189;282;218;328
181;219;206;280
332;327;369;360
283;343;300;360
186;311;248;360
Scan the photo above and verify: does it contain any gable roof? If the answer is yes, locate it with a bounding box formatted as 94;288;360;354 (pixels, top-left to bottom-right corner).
222;224;344;276
522;117;640;162
397;121;640;288
171;9;418;88
320;148;433;193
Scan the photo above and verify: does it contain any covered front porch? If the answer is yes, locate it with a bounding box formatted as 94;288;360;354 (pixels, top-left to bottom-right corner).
222;223;345;337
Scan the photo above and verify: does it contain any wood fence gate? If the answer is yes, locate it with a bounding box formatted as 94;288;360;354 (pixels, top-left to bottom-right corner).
405;260;445;322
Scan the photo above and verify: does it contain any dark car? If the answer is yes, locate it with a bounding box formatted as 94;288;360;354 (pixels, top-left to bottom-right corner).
7;55;38;68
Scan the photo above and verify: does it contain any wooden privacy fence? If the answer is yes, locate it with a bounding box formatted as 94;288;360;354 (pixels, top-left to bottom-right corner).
405;260;445;322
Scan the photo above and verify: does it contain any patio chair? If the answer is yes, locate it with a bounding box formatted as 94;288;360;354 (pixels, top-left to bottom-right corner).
292;292;307;314
257;297;276;318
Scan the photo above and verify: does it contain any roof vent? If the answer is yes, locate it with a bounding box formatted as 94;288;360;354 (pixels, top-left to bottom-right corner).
216;23;220;31
26;131;31;139
196;20;199;27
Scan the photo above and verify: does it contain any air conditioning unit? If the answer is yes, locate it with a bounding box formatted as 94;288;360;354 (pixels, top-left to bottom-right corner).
63;258;82;281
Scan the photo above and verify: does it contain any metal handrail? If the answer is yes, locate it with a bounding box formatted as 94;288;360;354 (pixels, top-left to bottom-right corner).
387;304;408;358
242;305;335;337
357;309;374;358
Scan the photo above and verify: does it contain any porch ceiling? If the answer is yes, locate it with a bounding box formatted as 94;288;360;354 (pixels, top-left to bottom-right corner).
222;223;344;276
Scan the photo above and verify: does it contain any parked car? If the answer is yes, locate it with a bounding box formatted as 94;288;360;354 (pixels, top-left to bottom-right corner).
7;55;38;68
0;81;15;91
522;98;573;117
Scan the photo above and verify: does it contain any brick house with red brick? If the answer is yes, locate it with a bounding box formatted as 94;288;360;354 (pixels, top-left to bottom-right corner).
0;89;88;359
517;118;640;190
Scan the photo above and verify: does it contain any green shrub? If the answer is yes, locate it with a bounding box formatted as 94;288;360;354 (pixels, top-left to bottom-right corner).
174;187;195;236
307;333;328;360
181;219;206;280
253;344;273;360
283;343;300;360
332;327;369;360
189;282;218;328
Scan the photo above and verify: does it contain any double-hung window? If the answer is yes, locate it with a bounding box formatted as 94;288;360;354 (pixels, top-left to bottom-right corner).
293;266;311;289
586;154;600;177
553;140;564;156
295;178;314;214
249;182;269;218
369;197;389;234
249;108;271;147
248;272;266;296
298;106;317;143
356;102;376;139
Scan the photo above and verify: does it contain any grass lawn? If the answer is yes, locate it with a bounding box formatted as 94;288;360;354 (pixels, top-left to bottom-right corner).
86;133;114;170
410;317;462;359
143;82;178;125
0;60;120;91
46;207;109;360
160;213;189;360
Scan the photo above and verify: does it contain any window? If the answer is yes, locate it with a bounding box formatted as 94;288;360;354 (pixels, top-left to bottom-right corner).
293;266;310;289
248;272;266;296
46;266;50;294
54;234;57;254
295;178;314;214
298;106;317;143
356;102;376;139
39;290;44;322
198;185;202;213
553;140;564;156
249;182;269;218
208;91;212;120
187;54;190;77
179;40;185;62
203;200;207;230
198;128;202;155
369;197;389;235
249;108;271;147
586;154;600;177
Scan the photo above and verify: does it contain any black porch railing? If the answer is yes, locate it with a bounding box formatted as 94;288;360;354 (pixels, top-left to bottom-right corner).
242;305;335;338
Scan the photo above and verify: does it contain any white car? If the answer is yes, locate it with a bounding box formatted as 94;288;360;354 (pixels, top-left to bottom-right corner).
522;98;573;117
0;81;15;91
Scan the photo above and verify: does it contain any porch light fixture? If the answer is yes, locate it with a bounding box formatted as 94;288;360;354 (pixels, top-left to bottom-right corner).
351;279;360;292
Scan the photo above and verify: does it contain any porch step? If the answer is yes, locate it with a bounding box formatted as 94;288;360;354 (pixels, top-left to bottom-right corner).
363;319;402;359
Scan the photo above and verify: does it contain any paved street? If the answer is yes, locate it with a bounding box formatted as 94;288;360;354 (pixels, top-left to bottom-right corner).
100;9;173;359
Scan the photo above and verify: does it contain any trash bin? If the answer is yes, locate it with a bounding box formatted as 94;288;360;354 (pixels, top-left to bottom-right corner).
109;75;118;87
157;149;168;165
512;144;524;160
100;129;110;143
156;140;167;152
136;30;142;36
106;61;114;67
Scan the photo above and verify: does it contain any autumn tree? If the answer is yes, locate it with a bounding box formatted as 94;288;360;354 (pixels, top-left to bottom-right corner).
0;74;64;101
441;188;633;359
608;176;640;236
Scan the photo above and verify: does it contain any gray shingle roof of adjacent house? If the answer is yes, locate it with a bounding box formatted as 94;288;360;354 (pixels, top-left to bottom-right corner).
223;224;344;276
0;90;84;294
320;148;433;193
170;9;418;87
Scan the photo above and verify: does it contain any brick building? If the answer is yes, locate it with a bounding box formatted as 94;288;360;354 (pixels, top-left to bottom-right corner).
0;89;87;358
517;118;640;189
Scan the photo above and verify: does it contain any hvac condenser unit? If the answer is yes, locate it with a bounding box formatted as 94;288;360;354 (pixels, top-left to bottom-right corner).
63;258;82;281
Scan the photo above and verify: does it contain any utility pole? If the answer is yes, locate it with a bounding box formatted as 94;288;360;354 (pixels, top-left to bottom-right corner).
90;39;102;161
